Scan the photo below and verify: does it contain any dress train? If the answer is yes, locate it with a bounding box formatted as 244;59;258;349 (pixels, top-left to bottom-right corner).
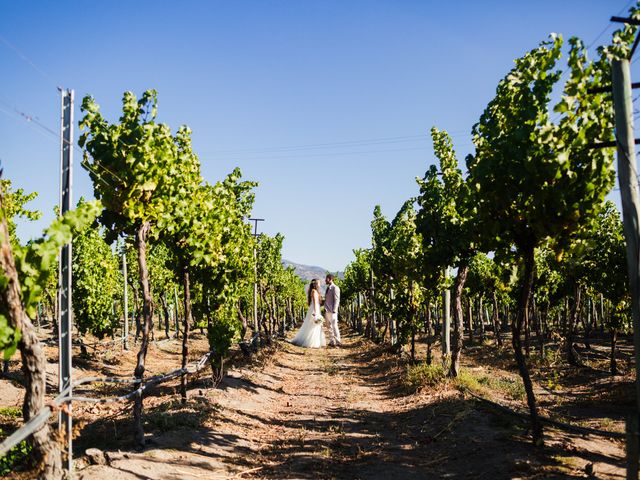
291;299;326;348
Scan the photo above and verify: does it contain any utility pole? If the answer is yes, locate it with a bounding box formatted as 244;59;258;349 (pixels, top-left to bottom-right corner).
612;57;640;479
122;247;129;350
58;87;73;474
249;218;265;333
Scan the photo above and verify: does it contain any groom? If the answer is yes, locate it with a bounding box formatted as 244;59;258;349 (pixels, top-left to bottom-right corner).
324;274;341;347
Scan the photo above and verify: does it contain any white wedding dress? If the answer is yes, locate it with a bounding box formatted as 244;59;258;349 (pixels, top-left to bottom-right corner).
291;294;326;348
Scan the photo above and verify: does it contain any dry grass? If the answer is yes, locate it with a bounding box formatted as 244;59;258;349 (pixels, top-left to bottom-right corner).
455;369;526;401
404;363;446;392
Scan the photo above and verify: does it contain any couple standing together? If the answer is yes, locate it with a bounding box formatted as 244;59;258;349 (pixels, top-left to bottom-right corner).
291;274;341;348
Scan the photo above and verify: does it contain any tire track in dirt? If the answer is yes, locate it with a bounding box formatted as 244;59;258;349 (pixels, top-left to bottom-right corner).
208;332;439;479
78;333;437;479
76;332;626;479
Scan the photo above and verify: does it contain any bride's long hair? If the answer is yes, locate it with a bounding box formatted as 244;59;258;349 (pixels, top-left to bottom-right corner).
307;279;321;305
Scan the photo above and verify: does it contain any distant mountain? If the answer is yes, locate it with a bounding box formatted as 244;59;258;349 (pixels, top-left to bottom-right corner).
282;259;343;283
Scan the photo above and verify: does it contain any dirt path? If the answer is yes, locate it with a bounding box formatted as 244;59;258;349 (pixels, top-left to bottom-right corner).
76;332;626;479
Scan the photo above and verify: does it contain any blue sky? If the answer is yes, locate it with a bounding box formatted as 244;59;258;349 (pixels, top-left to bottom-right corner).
0;1;636;271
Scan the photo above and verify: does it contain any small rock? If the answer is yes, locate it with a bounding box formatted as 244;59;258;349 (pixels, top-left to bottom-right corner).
585;462;595;476
85;448;106;465
103;451;120;465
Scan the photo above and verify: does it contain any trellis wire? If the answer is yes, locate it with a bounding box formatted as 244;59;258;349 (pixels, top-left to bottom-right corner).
0;350;213;457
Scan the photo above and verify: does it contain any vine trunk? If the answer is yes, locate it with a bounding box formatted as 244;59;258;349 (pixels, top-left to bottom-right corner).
512;247;543;444
0;200;62;479
449;261;469;378
133;221;153;449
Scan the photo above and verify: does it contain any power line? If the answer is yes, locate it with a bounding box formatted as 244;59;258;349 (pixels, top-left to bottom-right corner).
0;36;125;188
585;24;615;52
1;92;467;169
555;1;629;83
0;103;59;145
0;99;119;189
0;35;59;89
0;32;454;165
551;0;638;123
0;31;469;162
204;142;474;163
584;0;635;52
547;0;637;120
207;135;427;155
0;35;124;185
204;131;470;156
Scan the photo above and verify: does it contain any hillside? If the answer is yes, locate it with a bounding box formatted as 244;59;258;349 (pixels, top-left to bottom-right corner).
282;259;342;282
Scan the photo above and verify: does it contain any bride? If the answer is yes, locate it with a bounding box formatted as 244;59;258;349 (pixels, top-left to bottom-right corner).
291;278;326;348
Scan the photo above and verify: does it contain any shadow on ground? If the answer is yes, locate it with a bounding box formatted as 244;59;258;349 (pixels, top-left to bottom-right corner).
70;333;625;479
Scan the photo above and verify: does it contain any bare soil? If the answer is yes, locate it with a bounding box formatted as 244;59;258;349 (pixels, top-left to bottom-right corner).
0;328;630;479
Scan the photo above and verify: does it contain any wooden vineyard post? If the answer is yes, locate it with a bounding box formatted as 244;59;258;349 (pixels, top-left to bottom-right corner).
442;267;451;365
174;286;181;335
249;218;264;334
612;58;640;479
122;247;129;350
389;288;397;345
58;87;74;474
370;266;377;339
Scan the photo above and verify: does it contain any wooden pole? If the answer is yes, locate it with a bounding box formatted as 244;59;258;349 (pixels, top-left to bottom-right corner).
389;288;397;345
173;286;181;335
122;249;129;350
58;88;74;474
370;267;377;339
612;58;640;479
442;267;451;362
249;218;264;333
